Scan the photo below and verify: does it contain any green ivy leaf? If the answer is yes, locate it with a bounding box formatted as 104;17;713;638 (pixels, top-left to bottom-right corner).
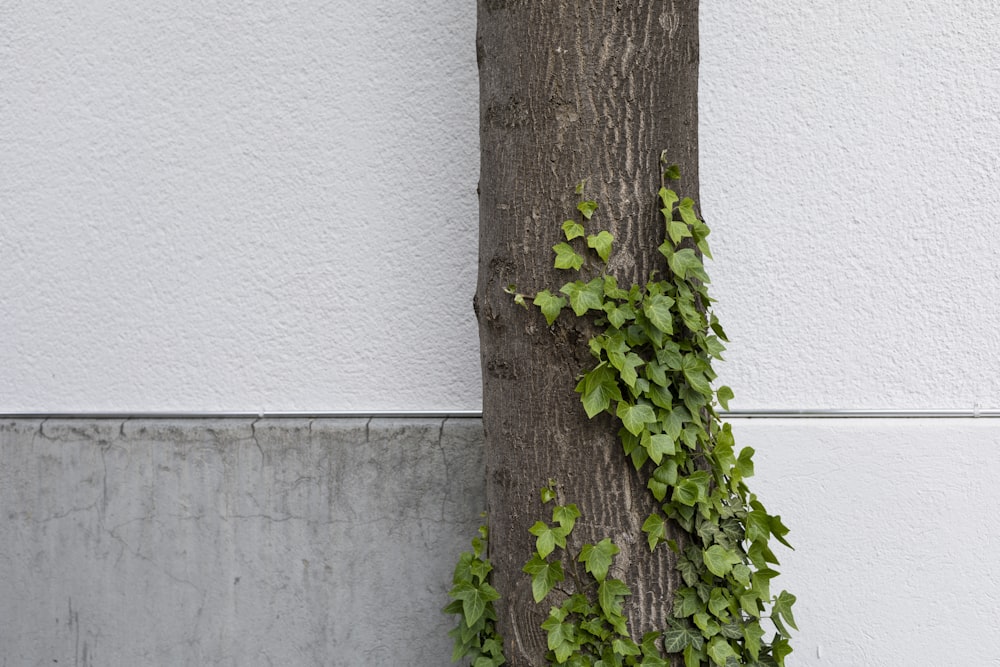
663;623;701;653
743;620;765;660
681;361;713;398
528;521;567;558
712;438;736;476
683;644;706;667
659;187;680;208
692;611;721;637
617;401;656;436
771;634;793;667
587;230;614;263
735;447;756;480
522;554;564;603
579;538;619;583
769;514;793;549
746;510;771;544
703;335;727;359
553;242;584;270
663;406;687;441
603;274;630;300
708;588;731;620
606;305;627;329
654;460;679;486
449;580;500;626
640;633;670;665
719;622;742;640
648;477;668;502
597;578;631;618
602;331;629;370
709;314;729;342
678;198;699;227
642;513;667;551
673;479;700;507
575;363;622;418
669;248;709;282
716;385;734;410
740;592;761;618
541;486;556;504
673;587;701;619
732;563;752;587
553;503;581;533
613;637;641;657
470;556;493;584
772;590;798;633
644;360;669;388
643;294;675;334
648;433;676;465
668;219;692;245
560;278;604;316
706;636;737;666
485;182;795;667
577;200;599;219
703;545;741;577
541;611;578;664
664;164;682;181
648;382;673;410
562;219;585;240
752;568;779;602
619;352;645;389
656;341;684;370
533;290;567;326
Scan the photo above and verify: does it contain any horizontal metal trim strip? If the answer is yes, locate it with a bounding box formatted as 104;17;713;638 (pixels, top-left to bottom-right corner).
2;408;1000;420
0;410;484;420
723;409;1000;418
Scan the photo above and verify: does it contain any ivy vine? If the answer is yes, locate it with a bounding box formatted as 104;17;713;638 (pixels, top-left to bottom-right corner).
447;160;796;666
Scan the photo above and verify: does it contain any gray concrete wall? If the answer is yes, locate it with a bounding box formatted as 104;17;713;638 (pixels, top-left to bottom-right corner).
0;418;485;666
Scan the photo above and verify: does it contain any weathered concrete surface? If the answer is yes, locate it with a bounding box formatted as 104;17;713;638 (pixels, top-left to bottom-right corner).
0;417;485;666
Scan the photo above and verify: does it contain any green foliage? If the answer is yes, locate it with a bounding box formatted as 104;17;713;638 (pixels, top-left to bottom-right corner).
444;524;506;665
446;163;796;666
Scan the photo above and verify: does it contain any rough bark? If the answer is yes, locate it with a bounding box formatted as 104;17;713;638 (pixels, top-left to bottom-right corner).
476;2;699;665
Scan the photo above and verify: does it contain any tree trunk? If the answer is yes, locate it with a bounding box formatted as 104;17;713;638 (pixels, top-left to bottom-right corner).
476;2;699;665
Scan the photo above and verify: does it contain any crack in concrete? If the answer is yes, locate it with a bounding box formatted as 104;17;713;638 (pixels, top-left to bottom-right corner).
438;417;451;522
250;418;265;463
98;440;111;515
35;417;53;443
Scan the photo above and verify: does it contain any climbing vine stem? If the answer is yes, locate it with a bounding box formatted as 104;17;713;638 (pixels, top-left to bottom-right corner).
447;160;796;666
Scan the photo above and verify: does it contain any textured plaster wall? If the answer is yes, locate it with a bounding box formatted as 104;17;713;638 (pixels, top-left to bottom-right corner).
4;2;999;413
3;417;998;666
701;1;1000;410
1;2;481;412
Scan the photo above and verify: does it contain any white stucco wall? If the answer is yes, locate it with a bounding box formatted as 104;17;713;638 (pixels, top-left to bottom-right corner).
701;1;1000;411
744;417;1000;665
3;2;998;413
1;2;481;412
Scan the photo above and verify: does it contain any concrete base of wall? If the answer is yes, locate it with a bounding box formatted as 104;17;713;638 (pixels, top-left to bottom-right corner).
5;417;1000;665
0;418;485;666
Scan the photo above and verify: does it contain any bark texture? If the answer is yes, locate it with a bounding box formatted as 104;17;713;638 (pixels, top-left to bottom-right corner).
476;2;699;665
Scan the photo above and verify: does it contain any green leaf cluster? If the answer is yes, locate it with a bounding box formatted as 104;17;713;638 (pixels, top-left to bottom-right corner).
445;166;796;667
527;170;796;665
530;486;647;665
443;524;507;666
